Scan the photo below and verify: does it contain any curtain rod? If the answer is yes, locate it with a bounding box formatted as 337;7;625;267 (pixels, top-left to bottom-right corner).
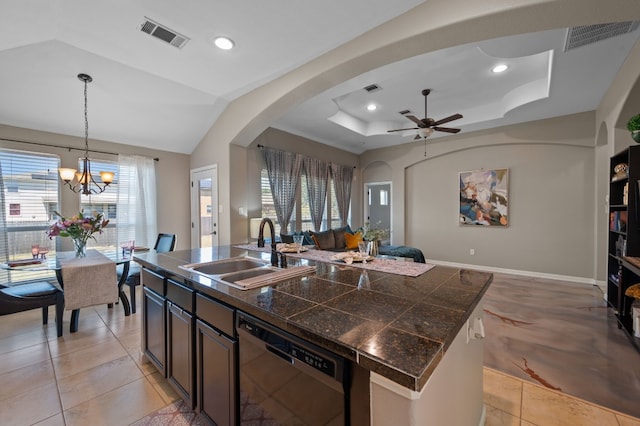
0;137;160;161
257;144;356;168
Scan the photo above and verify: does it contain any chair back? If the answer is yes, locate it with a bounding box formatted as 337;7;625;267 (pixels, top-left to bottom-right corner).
154;233;176;253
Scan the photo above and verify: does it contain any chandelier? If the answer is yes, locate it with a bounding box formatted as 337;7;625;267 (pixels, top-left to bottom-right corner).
59;73;114;195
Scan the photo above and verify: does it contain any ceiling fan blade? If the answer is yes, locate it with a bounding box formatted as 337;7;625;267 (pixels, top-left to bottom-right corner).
433;113;463;126
405;115;427;127
433;126;461;134
387;127;419;132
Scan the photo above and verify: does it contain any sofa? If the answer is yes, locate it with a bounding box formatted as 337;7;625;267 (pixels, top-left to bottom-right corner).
282;225;426;263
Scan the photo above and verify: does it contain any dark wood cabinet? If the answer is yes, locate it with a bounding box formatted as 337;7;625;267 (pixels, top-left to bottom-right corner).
607;146;640;337
195;293;237;426
141;268;238;420
166;279;196;409
142;285;166;375
196;319;237;426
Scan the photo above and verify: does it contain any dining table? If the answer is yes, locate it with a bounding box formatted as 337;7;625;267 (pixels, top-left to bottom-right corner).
3;248;133;333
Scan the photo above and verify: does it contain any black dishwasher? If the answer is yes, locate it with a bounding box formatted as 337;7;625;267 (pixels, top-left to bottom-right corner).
237;312;350;425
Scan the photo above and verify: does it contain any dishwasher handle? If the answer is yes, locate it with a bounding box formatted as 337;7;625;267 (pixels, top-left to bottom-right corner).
266;344;294;365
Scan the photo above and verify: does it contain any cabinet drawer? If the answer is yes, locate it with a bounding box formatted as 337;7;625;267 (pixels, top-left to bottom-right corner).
167;279;194;312
142;269;165;296
196;293;235;338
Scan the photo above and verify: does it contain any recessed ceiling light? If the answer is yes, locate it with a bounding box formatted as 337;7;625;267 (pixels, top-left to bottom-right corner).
492;64;508;73
213;36;235;50
367;103;377;111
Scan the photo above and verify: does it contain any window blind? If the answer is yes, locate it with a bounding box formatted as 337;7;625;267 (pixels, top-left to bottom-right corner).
0;149;59;284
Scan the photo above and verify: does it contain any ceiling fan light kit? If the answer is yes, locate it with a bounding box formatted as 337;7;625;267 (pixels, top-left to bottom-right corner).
387;88;463;139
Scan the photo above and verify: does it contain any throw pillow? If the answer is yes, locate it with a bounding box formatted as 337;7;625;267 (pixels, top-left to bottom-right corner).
280;233;294;244
344;232;363;250
333;226;350;249
311;229;335;250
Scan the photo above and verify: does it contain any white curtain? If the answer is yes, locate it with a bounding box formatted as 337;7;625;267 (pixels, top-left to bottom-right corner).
116;155;157;248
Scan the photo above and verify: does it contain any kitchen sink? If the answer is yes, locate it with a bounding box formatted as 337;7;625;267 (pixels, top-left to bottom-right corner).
179;256;315;290
182;257;269;275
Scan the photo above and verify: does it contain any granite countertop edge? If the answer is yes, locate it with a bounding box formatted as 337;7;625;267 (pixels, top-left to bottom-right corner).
134;247;492;392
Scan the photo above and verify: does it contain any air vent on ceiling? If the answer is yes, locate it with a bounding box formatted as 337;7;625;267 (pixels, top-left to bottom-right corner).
398;110;411;115
364;84;381;93
564;21;639;51
140;17;189;49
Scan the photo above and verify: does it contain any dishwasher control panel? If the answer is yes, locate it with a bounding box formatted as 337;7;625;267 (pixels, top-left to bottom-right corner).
237;313;341;380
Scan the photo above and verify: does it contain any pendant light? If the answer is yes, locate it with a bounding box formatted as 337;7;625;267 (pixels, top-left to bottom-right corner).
59;73;114;195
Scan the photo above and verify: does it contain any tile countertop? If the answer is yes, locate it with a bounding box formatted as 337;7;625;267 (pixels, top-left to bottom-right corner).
134;246;493;392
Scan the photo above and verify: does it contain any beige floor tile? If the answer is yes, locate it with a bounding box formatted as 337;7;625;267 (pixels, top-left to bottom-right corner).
57;354;145;410
484;404;520;426
618;414;640;426
63;308;108;332
521;382;619;426
146;370;181;404
0;327;49;355
0;382;62;425
0;341;50;375
33;413;66;426
0;309;48;339
483;367;522;417
105;314;142;339
52;338;128;379
47;323;113;358
0;359;55;402
117;328;142;353
63;377;166;426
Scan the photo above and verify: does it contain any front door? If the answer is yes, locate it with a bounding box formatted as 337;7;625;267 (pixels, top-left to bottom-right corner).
190;165;218;249
365;182;391;241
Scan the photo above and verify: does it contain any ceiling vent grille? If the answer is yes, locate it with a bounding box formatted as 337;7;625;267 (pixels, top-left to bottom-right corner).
364;84;381;93
140;17;189;49
564;21;639;51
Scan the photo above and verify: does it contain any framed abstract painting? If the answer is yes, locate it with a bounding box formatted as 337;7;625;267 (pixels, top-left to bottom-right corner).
459;168;509;226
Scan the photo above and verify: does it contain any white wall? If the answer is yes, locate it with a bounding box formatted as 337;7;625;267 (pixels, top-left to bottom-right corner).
362;112;597;280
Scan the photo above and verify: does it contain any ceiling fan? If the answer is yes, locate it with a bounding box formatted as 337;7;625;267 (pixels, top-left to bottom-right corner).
387;89;463;139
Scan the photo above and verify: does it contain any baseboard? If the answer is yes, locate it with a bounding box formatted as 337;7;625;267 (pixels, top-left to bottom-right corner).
427;259;597;286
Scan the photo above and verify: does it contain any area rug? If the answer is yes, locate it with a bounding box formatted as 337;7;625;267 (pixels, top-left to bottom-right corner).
131;400;208;426
133;393;277;425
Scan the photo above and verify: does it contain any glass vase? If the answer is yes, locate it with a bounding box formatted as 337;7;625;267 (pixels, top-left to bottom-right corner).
369;239;380;257
72;238;87;258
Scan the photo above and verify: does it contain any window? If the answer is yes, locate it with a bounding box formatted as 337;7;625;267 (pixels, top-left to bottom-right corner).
78;159;118;249
261;168;343;233
380;189;389;206
0;149;59;283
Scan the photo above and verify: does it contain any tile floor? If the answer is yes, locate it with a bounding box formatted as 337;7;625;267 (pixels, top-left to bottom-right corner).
0;273;638;425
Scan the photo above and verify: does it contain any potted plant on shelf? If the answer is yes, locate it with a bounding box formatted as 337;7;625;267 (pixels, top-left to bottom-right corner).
628;114;640;143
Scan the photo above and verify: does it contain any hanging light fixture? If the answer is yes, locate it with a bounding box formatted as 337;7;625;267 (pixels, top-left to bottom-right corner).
59;73;114;195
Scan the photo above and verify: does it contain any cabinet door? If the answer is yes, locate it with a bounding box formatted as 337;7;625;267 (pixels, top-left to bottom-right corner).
167;302;195;408
142;287;166;375
196;319;237;426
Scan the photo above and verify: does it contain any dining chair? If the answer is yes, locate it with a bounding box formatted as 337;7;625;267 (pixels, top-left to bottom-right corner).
0;281;64;337
122;233;176;313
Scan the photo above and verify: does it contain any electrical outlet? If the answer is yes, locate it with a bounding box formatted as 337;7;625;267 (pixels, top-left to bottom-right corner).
470;248;475;256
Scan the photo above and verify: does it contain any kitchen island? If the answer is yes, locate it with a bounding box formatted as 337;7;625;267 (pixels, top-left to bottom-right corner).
134;246;492;425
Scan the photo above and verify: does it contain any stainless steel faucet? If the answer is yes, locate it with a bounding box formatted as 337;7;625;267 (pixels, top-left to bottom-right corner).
257;217;279;267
